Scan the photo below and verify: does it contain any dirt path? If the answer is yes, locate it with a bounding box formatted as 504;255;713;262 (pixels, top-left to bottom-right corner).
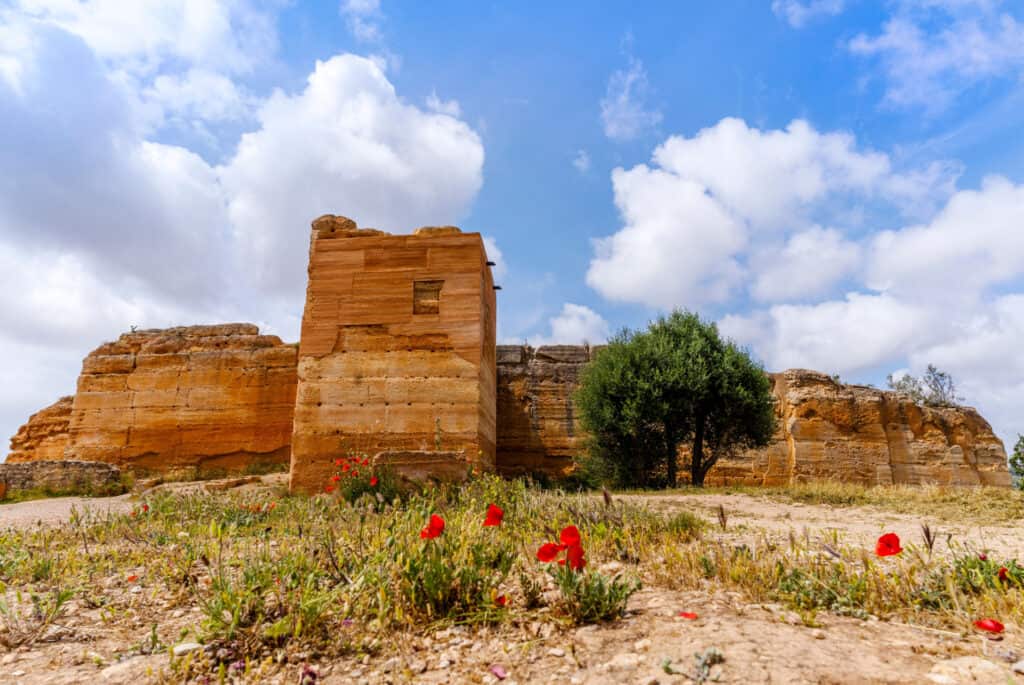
624;492;1024;561
0;475;288;531
0;494;134;530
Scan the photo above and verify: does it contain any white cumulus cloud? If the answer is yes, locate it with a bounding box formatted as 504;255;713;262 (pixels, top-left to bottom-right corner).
219;54;484;303
528;304;610;347
586;117;940;309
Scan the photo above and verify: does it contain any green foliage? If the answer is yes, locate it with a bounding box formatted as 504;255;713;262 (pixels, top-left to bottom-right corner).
550;564;640;624
1011;435;1024;490
335;464;404;509
886;364;963;407
575;309;776;488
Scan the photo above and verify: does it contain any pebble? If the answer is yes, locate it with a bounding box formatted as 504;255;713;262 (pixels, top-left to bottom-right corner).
381;657;399;673
11;671;25;677
1;654;16;665
604;652;642;671
129;586;142;594
100;659;140;681
409;659;427;673
634;639;652;652
438;658;451;669
172;642;203;657
547;647;566;657
812;630;826;640
928;657;1006;684
1013;660;1024;675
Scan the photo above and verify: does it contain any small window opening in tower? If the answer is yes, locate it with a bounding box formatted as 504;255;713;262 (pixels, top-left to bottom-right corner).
413;280;444;314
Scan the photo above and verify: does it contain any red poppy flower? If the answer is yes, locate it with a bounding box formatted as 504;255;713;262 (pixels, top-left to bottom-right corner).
331;474;341;483
978;553;988;561
370;476;379;487
998;567;1010;582
565;544;586;571
362;458;370;467
679;611;698;620
420;514;445;539
495;594;507;607
560;525;581;548
537;542;561;562
324;485;335;493
126;574;138;582
142;504;149;513
352;469;359;477
268;502;277;511
342;463;350;472
483;503;504;527
973;618;1005;634
875;533;902;557
335;458;344;467
130;510;137;518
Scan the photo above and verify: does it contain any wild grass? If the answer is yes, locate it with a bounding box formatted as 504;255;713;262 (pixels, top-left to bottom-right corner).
0;480;126;504
0;475;1020;681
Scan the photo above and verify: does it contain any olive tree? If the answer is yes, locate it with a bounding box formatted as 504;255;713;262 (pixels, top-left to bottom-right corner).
1011;435;1024;491
886;364;963;407
575;310;776;488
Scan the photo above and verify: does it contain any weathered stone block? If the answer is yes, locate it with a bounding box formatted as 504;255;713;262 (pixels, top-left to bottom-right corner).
7;325;298;475
373;450;468;483
289;217;496;494
0;460;122;498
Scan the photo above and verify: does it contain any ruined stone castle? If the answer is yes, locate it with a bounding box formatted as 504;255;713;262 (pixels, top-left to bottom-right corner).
6;216;1013;490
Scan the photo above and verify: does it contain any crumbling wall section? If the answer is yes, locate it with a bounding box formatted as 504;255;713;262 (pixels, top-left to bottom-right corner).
288;216;496;494
495;345;592;477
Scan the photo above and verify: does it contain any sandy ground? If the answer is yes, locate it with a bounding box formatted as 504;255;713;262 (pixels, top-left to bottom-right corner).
624;492;1024;561
1;484;1022;684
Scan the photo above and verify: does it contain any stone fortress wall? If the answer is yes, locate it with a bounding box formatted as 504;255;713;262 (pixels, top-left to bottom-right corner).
5;216;1012;489
287;216;496;494
8;325;297;475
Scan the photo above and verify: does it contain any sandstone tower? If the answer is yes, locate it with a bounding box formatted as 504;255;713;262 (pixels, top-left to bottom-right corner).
288;216;497;493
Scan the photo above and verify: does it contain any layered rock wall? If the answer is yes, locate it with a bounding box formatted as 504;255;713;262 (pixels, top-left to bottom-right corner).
7;396;73;463
7;325;298;474
706;369;1012;487
0;460;122;499
495;345;591;477
288;216;496;494
493;348;1012;487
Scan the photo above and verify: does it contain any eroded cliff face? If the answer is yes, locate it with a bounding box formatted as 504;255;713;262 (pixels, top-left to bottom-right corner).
7;325;298;474
9;343;1011;487
495;345;590;477
706;369;1012;487
7;396;73;463
493;351;1011;487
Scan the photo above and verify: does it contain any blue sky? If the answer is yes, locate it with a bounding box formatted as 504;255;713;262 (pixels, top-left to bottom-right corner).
2;0;1024;453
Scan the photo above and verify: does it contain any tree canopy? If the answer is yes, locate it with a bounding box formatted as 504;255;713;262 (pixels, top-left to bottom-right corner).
1011;435;1024;491
886;364;963;407
575;310;776;488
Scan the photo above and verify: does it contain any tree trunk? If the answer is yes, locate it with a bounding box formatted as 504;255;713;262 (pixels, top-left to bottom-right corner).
665;426;677;488
691;411;706;487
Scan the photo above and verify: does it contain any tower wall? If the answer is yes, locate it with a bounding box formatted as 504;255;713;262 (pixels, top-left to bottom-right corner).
288;216;496;494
